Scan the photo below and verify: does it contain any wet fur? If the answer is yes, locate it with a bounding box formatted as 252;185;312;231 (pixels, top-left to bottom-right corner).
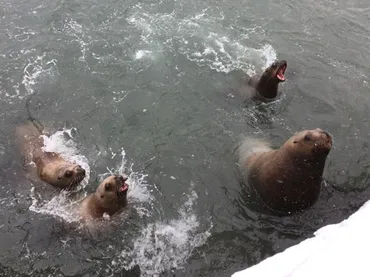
237;130;332;214
80;176;128;221
244;60;287;101
15;121;85;189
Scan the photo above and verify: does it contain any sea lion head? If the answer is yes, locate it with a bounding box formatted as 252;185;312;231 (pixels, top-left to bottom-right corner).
53;163;86;190
95;174;129;208
260;59;287;84
286;128;333;157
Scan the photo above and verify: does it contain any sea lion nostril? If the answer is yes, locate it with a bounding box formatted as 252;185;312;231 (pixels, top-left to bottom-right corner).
318;130;330;138
115;175;128;182
76;166;85;174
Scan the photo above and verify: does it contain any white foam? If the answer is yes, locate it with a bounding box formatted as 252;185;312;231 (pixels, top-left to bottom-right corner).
63;19;89;62
127;4;277;74
1;46;60;103
186;35;277;74
119;184;212;277
29;188;79;223
135;50;153;60
232;200;370;277
3;53;58;101
257;44;279;70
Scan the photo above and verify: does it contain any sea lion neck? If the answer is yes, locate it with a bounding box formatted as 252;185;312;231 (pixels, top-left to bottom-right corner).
255;78;279;99
279;148;328;172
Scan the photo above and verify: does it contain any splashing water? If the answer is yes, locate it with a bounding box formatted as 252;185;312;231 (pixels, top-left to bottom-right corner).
98;149;154;218
21;54;58;97
184;34;277;75
127;5;278;75
2;51;59;101
29;129;155;224
29;188;80;223
135;50;154;60
118;184;212;277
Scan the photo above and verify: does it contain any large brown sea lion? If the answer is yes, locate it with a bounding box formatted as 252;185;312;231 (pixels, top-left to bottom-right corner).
15;121;86;190
244;60;287;101
237;128;332;213
80;175;129;220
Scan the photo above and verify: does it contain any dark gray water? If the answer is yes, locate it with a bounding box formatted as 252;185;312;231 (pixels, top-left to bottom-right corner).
1;0;370;276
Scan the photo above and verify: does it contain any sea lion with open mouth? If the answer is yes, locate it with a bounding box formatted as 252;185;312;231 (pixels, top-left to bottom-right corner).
15;120;86;190
246;59;287;101
80;175;129;220
236;128;333;214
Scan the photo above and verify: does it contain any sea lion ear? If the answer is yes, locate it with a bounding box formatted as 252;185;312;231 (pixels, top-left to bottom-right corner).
293;140;298;144
104;183;112;191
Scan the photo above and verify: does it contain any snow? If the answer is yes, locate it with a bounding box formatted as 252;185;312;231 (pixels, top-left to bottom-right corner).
232;200;370;277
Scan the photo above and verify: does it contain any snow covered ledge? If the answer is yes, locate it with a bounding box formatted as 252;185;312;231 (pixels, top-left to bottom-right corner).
232;200;370;277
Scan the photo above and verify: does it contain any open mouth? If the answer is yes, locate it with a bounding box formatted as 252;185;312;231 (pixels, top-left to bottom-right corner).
119;182;129;193
276;64;287;81
115;174;129;198
117;181;129;199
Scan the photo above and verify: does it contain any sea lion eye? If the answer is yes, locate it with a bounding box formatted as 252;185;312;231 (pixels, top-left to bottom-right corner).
64;170;73;178
105;183;112;191
304;135;311;141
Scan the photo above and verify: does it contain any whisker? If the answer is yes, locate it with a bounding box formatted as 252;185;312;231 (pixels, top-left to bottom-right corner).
116;187;126;198
68;176;77;189
69;173;85;189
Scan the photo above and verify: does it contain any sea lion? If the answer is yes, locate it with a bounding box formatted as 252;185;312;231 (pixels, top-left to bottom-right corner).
244;59;287;101
15;120;86;190
80;175;129;220
237;128;332;213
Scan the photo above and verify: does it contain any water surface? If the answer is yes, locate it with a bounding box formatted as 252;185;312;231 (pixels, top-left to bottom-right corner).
1;0;370;276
